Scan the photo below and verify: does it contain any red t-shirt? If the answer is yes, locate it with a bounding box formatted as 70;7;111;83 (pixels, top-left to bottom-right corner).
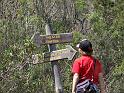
72;55;103;85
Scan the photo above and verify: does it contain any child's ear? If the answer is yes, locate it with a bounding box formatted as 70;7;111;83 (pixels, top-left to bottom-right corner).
79;48;84;54
79;48;82;52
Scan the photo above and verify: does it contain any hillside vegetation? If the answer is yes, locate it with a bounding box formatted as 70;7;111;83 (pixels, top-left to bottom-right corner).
0;0;124;93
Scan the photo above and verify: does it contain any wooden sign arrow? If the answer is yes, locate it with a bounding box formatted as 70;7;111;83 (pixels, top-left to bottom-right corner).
43;45;77;62
33;33;73;47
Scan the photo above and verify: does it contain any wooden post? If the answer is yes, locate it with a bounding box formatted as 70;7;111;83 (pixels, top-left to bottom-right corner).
45;23;63;93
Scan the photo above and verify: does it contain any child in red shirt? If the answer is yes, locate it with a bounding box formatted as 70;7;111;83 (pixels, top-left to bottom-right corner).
72;39;105;93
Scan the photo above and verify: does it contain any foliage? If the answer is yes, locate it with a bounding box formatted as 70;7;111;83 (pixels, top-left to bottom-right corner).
0;0;124;93
108;59;124;93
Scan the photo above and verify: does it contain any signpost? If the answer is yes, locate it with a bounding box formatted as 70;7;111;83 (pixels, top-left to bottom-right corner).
33;23;76;93
33;32;73;47
43;45;77;62
46;24;63;93
31;45;77;64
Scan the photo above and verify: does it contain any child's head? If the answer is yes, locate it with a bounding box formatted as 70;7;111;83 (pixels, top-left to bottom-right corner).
77;39;93;55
